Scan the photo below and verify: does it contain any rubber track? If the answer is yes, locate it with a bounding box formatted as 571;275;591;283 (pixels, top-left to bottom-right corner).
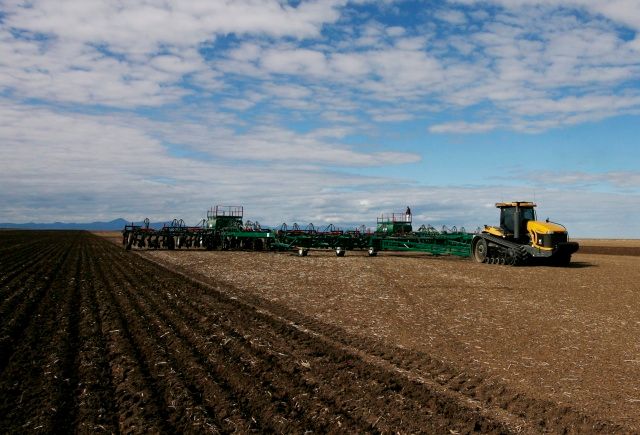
476;234;529;265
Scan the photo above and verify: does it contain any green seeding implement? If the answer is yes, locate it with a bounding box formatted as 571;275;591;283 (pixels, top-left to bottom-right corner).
122;205;474;258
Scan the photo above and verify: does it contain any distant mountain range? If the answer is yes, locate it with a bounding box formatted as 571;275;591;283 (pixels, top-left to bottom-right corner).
0;218;167;231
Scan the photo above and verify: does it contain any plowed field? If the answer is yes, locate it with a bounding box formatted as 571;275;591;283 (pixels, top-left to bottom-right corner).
1;231;638;433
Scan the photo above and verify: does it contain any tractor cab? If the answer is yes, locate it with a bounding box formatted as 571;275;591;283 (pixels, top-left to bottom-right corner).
484;202;536;242
497;202;536;242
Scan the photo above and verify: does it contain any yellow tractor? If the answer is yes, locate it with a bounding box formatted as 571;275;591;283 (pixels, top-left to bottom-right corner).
471;202;579;266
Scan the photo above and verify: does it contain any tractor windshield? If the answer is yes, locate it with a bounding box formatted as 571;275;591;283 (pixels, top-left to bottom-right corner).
500;208;515;232
522;207;536;221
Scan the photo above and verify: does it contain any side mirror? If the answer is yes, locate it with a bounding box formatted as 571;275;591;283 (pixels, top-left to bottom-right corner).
545;217;549;223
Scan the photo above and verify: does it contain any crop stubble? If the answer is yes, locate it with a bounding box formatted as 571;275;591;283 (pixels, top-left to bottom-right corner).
0;231;637;433
143;241;640;433
0;232;512;433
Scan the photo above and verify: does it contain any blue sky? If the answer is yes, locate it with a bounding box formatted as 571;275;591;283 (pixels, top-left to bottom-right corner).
1;0;639;237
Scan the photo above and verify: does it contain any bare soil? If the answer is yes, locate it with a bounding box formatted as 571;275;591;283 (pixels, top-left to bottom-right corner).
0;231;517;433
574;239;640;256
142;243;640;433
2;231;638;433
576;239;640;247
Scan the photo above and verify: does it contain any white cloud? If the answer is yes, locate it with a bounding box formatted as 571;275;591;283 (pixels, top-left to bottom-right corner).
0;1;345;106
220;97;260;111
434;9;467;25
321;110;360;124
3;1;345;49
449;0;637;21
0;99;407;222
214;4;639;132
429;121;498;134
0;28;205;105
152;120;420;167
370;111;416;122
3;0;638;128
386;26;406;37
520;171;640;190
264;82;314;101
508;94;640;117
465;0;640;32
330;52;371;76
261;48;329;76
228;42;263;62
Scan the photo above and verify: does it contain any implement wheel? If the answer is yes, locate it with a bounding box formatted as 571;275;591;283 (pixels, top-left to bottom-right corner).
125;232;133;250
473;238;488;263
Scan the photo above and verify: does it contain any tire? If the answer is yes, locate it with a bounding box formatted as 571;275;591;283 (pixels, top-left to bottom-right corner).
298;248;308;257
368;247;377;257
553;253;571;267
473;238;488;263
336;247;345;257
254;239;263;251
